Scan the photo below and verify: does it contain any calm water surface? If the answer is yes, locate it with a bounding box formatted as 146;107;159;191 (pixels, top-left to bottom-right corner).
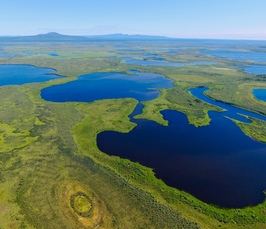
19;51;59;57
40;52;60;57
123;57;216;67
118;49;143;53
48;52;59;56
41;72;173;102
20;51;35;55
190;87;266;122
253;89;266;102
188;61;216;65
0;64;61;86
203;50;266;63
124;58;185;67
0;53;14;57
240;64;266;102
241;65;266;75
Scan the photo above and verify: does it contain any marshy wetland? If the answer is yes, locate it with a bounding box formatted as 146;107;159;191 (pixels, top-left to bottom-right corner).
0;39;266;228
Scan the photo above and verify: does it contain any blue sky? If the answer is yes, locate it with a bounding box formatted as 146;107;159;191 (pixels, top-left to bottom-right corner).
1;0;265;39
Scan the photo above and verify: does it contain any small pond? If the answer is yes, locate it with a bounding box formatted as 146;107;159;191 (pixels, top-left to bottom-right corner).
40;52;60;57
239;64;266;102
253;89;266;102
48;52;59;57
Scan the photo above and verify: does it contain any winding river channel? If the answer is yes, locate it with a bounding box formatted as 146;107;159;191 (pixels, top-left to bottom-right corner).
189;87;266;122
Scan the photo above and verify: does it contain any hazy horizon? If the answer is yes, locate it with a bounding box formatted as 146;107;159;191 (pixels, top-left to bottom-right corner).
1;32;266;41
1;0;266;40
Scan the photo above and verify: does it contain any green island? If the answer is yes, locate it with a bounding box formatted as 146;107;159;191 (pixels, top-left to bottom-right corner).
0;39;266;229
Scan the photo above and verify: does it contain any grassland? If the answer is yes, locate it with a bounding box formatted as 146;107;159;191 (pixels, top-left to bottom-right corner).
230;115;266;143
0;41;266;228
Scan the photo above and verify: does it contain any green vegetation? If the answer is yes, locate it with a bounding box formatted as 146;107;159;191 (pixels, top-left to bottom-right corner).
0;41;266;228
231;115;266;143
71;193;93;216
135;85;222;127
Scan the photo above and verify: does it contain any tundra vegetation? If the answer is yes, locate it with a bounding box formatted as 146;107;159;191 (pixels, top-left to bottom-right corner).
0;40;266;228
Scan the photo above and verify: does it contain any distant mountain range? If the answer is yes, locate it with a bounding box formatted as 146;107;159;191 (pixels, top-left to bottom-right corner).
0;32;173;42
86;33;172;40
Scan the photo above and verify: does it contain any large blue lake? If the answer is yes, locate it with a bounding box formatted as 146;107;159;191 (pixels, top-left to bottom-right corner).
41;72;173;102
97;87;266;208
0;64;61;86
98;106;266;208
41;71;266;208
